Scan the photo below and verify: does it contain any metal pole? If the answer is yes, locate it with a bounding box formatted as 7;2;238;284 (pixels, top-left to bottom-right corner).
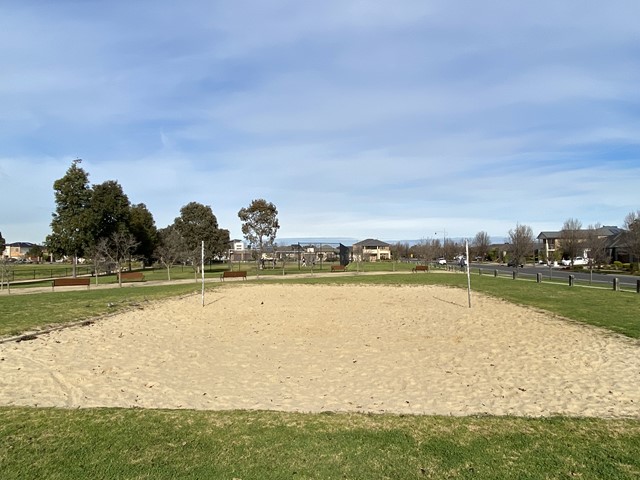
465;240;471;308
201;241;205;307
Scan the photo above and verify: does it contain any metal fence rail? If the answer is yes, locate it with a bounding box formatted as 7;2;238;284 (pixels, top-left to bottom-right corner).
477;268;640;293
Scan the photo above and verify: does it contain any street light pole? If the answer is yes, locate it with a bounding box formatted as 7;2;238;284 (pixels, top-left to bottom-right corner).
435;229;447;257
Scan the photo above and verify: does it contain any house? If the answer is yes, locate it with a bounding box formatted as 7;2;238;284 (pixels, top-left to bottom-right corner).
228;239;253;262
230;239;245;251
3;242;39;260
352;238;392;262
537;226;625;262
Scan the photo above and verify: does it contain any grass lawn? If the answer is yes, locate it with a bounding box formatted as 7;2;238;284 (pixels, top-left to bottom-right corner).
1;408;639;479
0;283;204;337
2;271;640;478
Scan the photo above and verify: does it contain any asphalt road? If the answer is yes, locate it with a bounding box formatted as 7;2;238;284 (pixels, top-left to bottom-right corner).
469;262;639;290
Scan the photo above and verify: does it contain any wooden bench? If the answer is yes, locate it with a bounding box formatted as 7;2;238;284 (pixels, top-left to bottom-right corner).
52;277;91;290
121;271;145;282
220;270;247;281
331;265;347;272
412;265;429;273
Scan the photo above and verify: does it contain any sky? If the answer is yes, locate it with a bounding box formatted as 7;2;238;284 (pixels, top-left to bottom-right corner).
2;1;639;245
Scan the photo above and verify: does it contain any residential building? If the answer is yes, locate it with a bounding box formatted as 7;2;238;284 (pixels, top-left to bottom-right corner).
352;238;392;262
537;226;625;262
3;242;38;260
230;239;245;251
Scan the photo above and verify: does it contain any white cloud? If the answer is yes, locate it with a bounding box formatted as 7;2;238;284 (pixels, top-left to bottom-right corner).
1;1;639;244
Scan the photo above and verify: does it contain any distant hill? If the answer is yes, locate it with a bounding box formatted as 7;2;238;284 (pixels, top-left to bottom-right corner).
277;236;505;247
276;237;359;246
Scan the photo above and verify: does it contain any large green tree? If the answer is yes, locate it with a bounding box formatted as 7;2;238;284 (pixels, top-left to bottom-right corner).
174;202;230;267
238;199;280;258
129;203;159;265
47;159;93;276
90;180;131;241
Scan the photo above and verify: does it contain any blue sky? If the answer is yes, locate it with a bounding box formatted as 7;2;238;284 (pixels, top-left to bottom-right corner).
2;1;639;245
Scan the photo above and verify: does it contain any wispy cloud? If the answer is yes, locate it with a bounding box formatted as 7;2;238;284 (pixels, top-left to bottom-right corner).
1;1;639;243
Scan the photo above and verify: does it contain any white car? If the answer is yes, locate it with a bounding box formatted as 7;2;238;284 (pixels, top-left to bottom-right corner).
437;258;447;265
561;257;588;266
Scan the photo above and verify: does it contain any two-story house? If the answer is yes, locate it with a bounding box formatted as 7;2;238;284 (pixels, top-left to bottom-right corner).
352;238;392;262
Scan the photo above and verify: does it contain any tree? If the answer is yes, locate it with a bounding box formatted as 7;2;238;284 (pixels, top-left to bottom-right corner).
584;224;609;278
472;231;491;262
129;203;159;265
623;210;640;270
443;238;459;261
96;231;139;287
27;245;45;263
390;241;410;261
507;223;535;267
155;225;186;281
1;230;9;290
411;238;437;262
0;257;11;291
238;199;280;259
46;159;93;277
560;218;583;266
174;202;229;272
90;180;131;241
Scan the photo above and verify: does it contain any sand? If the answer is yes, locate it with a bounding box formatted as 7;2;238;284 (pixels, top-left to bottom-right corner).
1;284;638;417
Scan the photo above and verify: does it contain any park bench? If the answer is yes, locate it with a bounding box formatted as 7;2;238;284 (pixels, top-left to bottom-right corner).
220;270;247;281
412;265;429;273
331;265;347;272
121;271;145;282
52;277;91;291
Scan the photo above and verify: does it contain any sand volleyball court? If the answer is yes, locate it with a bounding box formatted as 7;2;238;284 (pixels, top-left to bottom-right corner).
1;284;638;417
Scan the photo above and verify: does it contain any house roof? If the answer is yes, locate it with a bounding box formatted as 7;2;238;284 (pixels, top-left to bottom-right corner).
8;242;38;248
352;238;390;247
537;231;561;240
537;226;622;240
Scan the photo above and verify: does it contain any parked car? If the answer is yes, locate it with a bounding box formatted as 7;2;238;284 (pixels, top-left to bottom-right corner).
561;257;588;266
437;258;447;265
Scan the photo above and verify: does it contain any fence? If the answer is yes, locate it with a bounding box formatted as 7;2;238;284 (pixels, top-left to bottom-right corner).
477;268;640;294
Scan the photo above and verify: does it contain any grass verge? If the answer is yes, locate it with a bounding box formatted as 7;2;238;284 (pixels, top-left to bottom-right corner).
1;408;639;479
0;283;206;337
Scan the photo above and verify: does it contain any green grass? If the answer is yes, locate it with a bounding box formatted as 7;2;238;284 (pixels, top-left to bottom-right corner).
0;283;207;337
1;408;639;479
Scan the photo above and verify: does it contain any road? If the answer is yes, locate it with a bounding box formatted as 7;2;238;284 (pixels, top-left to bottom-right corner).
470;262;639;290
